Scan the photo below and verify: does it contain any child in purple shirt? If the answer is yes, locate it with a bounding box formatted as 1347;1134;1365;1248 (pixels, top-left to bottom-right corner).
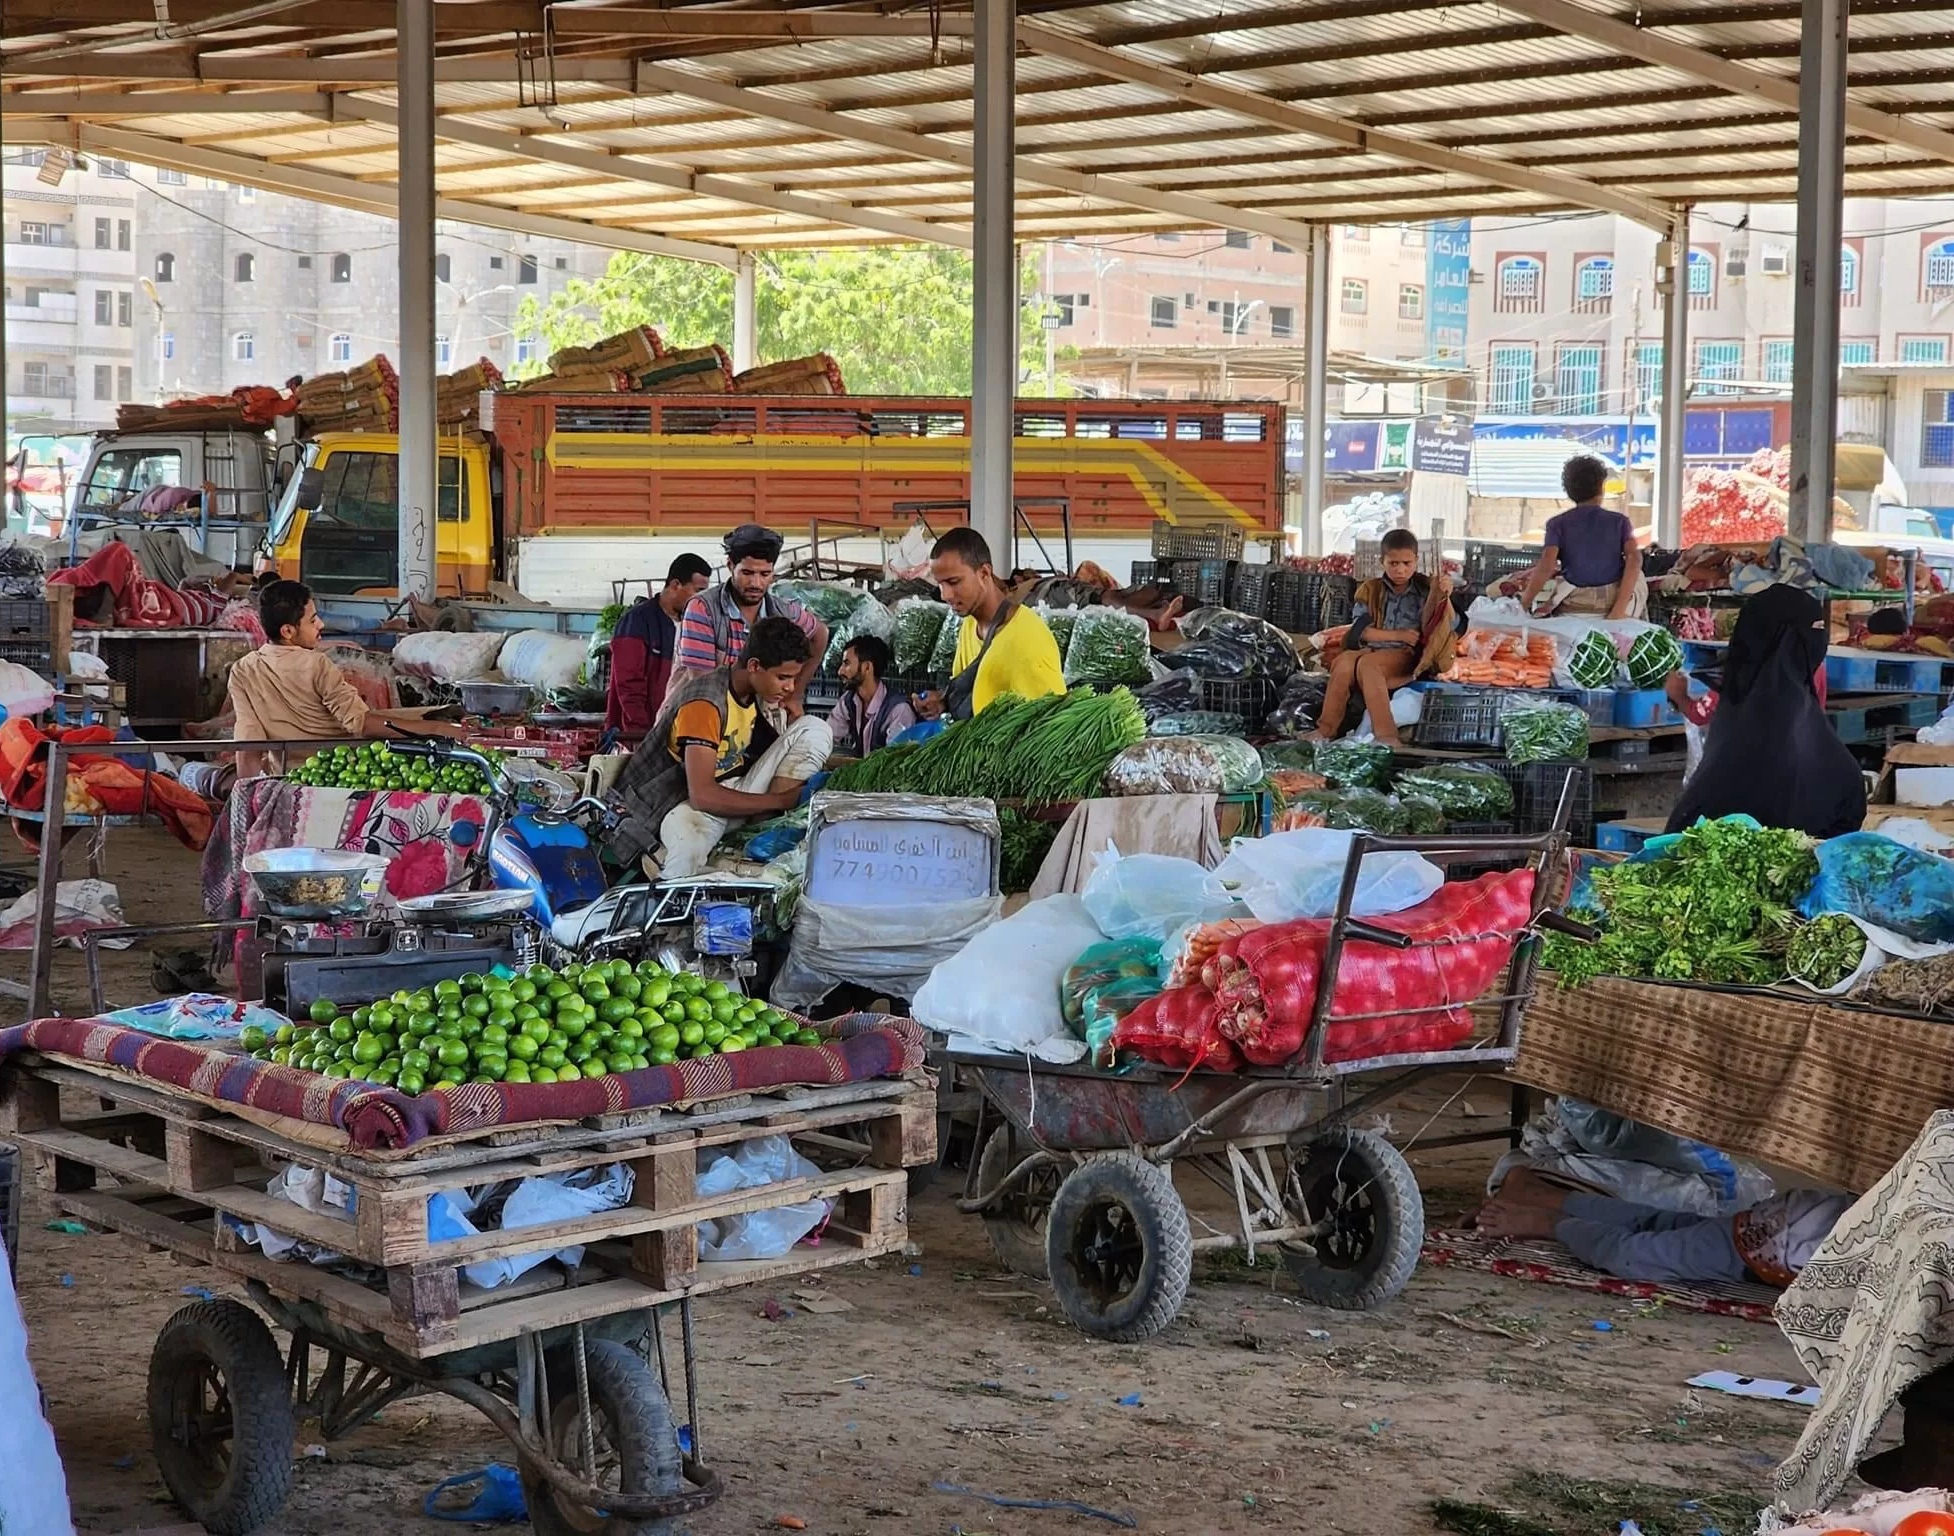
1516;454;1646;619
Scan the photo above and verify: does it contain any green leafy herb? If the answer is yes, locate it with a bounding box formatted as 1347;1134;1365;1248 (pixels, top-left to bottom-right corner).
1785;913;1867;990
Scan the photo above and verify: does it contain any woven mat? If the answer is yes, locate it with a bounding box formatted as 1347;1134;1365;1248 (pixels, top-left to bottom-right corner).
1423;1226;1782;1322
1513;976;1954;1194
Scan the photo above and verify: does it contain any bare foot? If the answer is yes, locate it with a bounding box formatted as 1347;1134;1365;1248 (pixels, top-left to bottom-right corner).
1495;1167;1562;1206
1474;1194;1561;1241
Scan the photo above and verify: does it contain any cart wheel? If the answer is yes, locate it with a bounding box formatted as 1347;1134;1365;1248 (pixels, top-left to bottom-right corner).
1280;1126;1424;1310
1045;1152;1192;1342
522;1338;683;1536
975;1127;1062;1279
145;1298;295;1536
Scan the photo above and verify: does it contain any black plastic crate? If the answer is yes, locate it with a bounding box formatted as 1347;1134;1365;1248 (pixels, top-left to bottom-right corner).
1413;687;1507;749
1488;760;1594;844
1318;575;1357;629
1462;541;1541;592
1129;559;1161;588
1196;674;1279;728
1171;558;1233;607
1229;563;1272;618
1;1143;17;1282
1268;570;1318;633
1153;520;1246;562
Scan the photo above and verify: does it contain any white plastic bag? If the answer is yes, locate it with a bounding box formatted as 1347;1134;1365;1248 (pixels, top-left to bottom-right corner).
461;1163;636;1290
913;894;1105;1062
696;1135;830;1261
391;629;505;682
1082;847;1234;942
497;630;590;692
0;879;130;950
1785;912;1954;997
1208;829;1445;923
0;1242;75;1536
0;658;54;718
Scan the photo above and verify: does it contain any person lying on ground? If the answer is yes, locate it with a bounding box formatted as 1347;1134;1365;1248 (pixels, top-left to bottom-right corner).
1311;527;1460;747
1476;1166;1852;1288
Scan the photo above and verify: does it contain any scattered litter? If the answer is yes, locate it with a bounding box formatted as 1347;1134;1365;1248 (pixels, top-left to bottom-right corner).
1686;1371;1820;1407
932;1481;1137;1528
1116;1392;1143;1407
42;1219;87;1235
776;1518;808;1531
1307;1329;1331;1341
1591;1320;1615;1332
1435;1310;1535;1342
759;1297;795;1322
677;1425;693;1456
1051;1391;1070;1402
1620;1523;1644;1536
832;1374;871;1387
422;1463;526;1524
980;1289;1040;1301
908;1264;924;1276
902;1241;924;1258
304;1444;328;1460
180;1285;215;1301
1368;1419;1390;1435
794;1289;853;1315
58;1274;73;1288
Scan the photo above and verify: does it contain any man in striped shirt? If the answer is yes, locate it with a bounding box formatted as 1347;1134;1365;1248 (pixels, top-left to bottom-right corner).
675;523;828;718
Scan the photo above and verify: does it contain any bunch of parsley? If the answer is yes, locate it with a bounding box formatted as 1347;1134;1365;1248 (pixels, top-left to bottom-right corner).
1543;818;1818;987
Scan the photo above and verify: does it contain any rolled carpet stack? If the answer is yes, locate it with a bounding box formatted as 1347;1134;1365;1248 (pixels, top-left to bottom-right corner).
436;358;504;427
296;355;399;432
620;343;733;395
731;353;847;396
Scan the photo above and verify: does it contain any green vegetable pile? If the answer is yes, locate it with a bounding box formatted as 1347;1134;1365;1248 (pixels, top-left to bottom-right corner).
999;806;1060;891
1542;818;1819;986
1312;739;1394;789
1041;608;1079;663
1062;608;1152;686
824;687;1145;803
240;959;825;1093
1785;913;1868;990
928;609;965;676
1288;786;1438;834
1503;700;1589;763
287;741;503;794
892;598;951;676
1391;765;1515;822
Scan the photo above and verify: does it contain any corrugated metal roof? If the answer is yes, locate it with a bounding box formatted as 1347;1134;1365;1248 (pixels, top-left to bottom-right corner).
4;0;1954;260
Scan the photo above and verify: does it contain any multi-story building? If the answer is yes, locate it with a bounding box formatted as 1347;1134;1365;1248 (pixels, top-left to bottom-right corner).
3;147;139;435
129;173;607;400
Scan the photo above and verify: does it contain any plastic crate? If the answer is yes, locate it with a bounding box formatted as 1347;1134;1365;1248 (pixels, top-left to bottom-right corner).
1195;675;1279;728
1229;563;1272;618
0;599;54;643
1612;688;1684;729
1487;760;1594;844
1172;558;1233;607
1413;687;1508;749
1152;520;1246;562
1354;538;1442;581
1595;818;1663;853
1461;541;1541;592
1267;570;1317;633
1560;688;1617;727
1129;559;1161;588
1318;575;1356;629
804;674;847;713
1;1143;16;1282
1826;651;1946;695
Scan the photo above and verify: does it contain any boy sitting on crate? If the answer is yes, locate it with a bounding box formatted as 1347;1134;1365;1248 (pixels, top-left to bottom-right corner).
1312;529;1461;747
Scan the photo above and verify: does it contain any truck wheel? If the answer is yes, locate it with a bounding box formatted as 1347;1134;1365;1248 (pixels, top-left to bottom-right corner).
146;1298;295;1536
1045;1152;1191;1341
1280;1127;1424;1310
975;1127;1060;1279
522;1338;684;1536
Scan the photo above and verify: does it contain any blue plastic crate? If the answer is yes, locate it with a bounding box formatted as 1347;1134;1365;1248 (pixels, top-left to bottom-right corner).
1612;688;1684;729
1595;818;1663;853
1561;688;1616;726
1826;651;1947;695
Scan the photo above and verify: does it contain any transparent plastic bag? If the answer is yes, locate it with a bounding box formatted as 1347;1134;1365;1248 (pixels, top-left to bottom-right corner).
927;609;965;677
1286;787;1408;834
1064;607;1152;686
822;591;897;671
1084;974;1167;1068
1391;764;1515;821
772;579;862;627
1104;735;1263;796
1061;936;1163;1028
1039;605;1080;665
696;1137;829;1261
1312;738;1393;789
891;598;951;675
1083;850;1233;943
1502;699;1589;763
1209;828;1445;922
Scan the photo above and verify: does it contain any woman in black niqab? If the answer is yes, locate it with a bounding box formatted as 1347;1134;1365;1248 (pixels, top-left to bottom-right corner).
1664;583;1866;838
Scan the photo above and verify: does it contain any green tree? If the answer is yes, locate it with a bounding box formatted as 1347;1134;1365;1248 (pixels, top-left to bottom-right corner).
512;245;1049;396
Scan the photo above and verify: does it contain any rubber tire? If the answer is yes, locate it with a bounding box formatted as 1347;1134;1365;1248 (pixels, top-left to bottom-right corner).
521;1338;683;1536
1281;1126;1425;1310
1044;1152;1192;1342
145;1298;295;1536
974;1127;1053;1279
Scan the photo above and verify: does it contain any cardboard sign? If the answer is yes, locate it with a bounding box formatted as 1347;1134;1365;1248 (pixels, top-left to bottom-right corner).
806;817;996;906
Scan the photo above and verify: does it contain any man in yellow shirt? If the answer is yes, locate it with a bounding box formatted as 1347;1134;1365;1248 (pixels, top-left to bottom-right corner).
921;528;1067;719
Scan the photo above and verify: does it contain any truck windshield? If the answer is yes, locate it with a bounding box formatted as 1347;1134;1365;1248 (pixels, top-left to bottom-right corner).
79;447;183;514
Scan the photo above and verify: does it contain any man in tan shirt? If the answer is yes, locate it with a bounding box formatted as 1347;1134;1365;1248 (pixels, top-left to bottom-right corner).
228;580;462;778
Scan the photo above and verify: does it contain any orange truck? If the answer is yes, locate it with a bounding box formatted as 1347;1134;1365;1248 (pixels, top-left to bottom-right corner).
272;392;1287;604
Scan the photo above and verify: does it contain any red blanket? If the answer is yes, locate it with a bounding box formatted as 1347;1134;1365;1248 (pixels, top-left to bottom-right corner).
0;718;214;851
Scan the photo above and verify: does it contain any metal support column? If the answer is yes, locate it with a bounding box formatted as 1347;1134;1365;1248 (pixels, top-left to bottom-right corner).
1789;0;1849;546
969;0;1017;564
1656;209;1691;549
732;252;758;375
1301;224;1330;558
395;0;439;601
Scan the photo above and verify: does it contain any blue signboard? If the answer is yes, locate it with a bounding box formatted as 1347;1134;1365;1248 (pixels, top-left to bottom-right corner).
1427;219;1472;364
1325;420;1384;473
1472;417;1656;468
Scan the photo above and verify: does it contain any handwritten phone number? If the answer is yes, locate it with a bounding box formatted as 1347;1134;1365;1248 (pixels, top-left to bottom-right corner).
826;858;969;889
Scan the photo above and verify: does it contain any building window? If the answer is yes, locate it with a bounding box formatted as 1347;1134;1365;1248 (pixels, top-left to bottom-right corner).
18;222;51;246
155;252;174;283
1630;341;1664;408
237;183;255;203
1401;224;1428;249
1841;245;1861;306
516;335;539;366
1054;292;1087;325
1158;232;1182;243
1840;340;1876;365
1269;305;1295;338
94;289;112;324
117;290;131;327
330;252;351;283
437;334;453;366
489;255;504;270
1340;278;1368;315
163;331;175;360
117;219;130;252
1397;284;1424;320
1695;339;1743;393
117;366;132;401
22;363;48;396
94;217;111;249
1149;296;1177;328
1762;338;1795;384
1272;240;1294;254
435;252;451;285
233;330;255;361
96;158;129;178
94;364;113;401
1687;247;1715;308
518;254;538;284
1901;336;1950;364
1488;344;1536;413
2;148;47;168
156;166;186;185
234;252;255;283
1341;224;1369;243
329;332;353;363
1494;256;1544;313
1556;343;1603;415
1926;240;1954;294
554;256;568;270
1574;256;1614;312
1224;231;1251;249
1217;300;1250;334
1926;390;1954;468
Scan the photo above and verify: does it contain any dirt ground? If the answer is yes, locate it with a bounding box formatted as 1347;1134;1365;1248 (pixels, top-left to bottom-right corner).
5;829;1858;1536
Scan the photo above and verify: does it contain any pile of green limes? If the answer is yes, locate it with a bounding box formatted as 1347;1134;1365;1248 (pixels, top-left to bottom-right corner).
238;959;826;1094
286;741;500;795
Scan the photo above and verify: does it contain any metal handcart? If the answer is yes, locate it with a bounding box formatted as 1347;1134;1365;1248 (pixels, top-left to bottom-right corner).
954;810;1589;1342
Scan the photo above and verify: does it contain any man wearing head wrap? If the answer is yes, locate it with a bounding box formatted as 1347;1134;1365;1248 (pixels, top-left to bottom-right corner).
675;522;829;717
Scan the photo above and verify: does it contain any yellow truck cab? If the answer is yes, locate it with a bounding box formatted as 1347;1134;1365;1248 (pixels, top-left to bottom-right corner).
270;431;496;596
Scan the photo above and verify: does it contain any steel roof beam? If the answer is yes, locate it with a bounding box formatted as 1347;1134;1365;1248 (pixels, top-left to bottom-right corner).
1014;21;1673;227
1;88;331;114
629;58;1337;248
1493;0;1954;166
0;118;741;264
